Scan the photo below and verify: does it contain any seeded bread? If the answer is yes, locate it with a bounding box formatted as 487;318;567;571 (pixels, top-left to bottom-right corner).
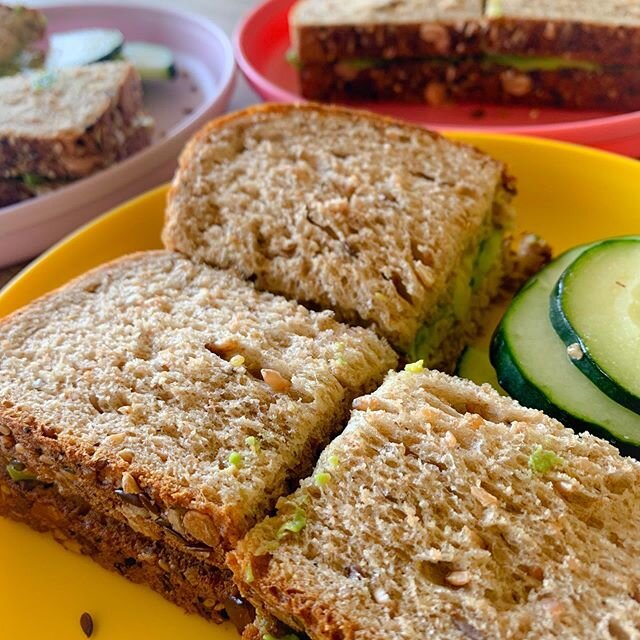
484;0;640;66
0;462;237;623
299;59;640;110
0;62;152;180
291;0;483;63
0;4;46;66
292;0;640;68
0;251;395;571
229;369;640;640
164;103;515;366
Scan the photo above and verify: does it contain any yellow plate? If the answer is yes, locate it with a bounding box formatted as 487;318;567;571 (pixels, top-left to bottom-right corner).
1;133;640;639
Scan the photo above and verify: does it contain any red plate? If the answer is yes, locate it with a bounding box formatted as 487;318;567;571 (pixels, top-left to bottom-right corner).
234;0;640;156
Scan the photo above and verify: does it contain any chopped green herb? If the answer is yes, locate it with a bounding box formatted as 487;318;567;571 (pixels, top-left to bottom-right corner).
328;454;340;468
31;71;57;91
404;359;424;373
228;451;243;469
528;446;564;474
285;49;302;70
315;472;331;487
343;57;379;71
13;5;25;14
22;173;44;189
244;563;254;583
263;634;300;640
245;435;261;453
334;356;347;366
276;508;306;539
6;461;37;482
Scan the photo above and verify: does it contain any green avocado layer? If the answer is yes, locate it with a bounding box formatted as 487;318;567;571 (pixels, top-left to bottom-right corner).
408;229;504;363
286;50;603;74
483;54;601;73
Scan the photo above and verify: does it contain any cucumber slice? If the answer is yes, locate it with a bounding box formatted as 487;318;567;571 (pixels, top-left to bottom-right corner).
455;346;505;395
46;29;124;69
491;242;640;451
550;239;640;413
122;42;176;80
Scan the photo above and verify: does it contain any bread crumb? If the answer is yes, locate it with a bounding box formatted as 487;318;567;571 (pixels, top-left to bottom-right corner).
566;343;584;360
470;485;498;507
444;431;458;448
541;598;566;620
372;586;391;604
229;354;245;368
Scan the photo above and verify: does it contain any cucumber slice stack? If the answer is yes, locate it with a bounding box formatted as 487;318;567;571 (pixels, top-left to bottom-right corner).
490;236;640;453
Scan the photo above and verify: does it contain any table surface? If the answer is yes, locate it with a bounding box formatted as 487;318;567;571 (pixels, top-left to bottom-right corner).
0;0;260;288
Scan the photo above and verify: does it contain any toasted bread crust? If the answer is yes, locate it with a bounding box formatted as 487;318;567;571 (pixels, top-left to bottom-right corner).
0;465;235;622
298;60;640;110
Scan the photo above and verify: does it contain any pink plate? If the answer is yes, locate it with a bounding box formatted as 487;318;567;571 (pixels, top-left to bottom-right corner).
0;2;236;268
234;0;640;157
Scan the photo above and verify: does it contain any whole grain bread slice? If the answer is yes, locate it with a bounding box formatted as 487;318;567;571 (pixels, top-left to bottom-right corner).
229;369;640;640
484;0;640;66
0;61;152;179
0;251;396;570
291;0;484;63
163;103;516;360
291;0;640;67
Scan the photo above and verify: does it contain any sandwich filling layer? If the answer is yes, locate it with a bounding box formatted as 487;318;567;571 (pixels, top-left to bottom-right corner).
408;222;505;369
290;52;603;73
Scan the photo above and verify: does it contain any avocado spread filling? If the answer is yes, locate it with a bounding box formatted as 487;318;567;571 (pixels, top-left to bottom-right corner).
408;228;504;363
286;50;604;73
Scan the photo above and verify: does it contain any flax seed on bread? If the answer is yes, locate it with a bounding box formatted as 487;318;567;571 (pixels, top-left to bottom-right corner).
163;103;516;368
0;251;396;571
229;369;640;640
